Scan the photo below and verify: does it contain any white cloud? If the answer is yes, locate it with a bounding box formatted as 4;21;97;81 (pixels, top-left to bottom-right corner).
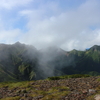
20;0;100;50
0;29;22;44
0;0;100;51
0;0;33;9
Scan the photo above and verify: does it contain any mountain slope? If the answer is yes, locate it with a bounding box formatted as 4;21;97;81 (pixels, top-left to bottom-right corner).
0;42;38;81
66;45;100;75
0;42;100;81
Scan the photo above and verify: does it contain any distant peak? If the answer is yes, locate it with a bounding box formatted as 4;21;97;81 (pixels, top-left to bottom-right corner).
92;45;99;48
90;45;100;51
13;42;25;47
15;41;21;45
91;45;99;48
72;49;77;51
71;49;77;52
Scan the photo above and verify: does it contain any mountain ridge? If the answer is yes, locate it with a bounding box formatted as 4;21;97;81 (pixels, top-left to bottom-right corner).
0;42;100;81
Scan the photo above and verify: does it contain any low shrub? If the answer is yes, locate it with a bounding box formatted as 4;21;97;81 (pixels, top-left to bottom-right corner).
47;74;90;80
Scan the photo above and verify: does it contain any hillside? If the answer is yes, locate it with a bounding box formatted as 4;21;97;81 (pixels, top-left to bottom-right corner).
0;42;100;81
0;42;38;81
0;76;100;100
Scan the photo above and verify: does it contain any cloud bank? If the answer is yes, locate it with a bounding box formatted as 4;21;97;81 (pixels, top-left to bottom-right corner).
0;0;100;50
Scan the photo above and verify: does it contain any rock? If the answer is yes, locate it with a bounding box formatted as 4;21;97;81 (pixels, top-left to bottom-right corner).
16;90;21;93
0;94;2;99
94;94;100;100
82;89;88;94
24;93;28;97
22;89;27;93
88;89;96;95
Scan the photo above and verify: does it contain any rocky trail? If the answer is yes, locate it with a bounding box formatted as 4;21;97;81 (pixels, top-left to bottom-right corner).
0;76;100;100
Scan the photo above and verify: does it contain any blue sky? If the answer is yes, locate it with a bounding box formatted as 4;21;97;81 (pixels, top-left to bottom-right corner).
0;0;100;50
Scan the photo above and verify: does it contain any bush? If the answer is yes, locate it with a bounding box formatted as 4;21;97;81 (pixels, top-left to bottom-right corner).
47;76;61;80
47;74;90;80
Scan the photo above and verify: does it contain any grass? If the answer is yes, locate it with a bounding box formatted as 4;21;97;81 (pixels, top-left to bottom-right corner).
86;94;96;100
0;96;20;100
30;90;47;97
97;77;100;81
42;86;69;100
47;86;69;93
0;81;33;89
0;78;70;99
0;75;98;99
29;86;70;99
42;91;69;100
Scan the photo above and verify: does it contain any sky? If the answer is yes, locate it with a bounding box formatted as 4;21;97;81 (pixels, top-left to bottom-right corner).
0;0;100;50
